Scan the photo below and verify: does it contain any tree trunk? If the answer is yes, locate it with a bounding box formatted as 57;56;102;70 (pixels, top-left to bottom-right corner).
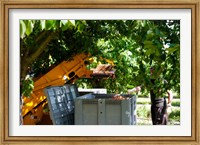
20;31;55;125
20;31;55;80
150;79;168;125
151;98;168;125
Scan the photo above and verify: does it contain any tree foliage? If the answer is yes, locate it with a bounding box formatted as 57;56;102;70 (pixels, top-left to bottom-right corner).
20;20;180;98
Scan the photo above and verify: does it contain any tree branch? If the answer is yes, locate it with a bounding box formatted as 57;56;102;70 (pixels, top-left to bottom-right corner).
21;31;55;80
35;30;48;43
27;31;55;63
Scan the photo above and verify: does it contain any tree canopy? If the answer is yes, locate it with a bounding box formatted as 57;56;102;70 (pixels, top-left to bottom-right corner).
20;20;180;98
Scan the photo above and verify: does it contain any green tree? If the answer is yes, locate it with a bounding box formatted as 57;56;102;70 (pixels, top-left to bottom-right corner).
20;20;180;125
21;20;180;96
20;20;87;95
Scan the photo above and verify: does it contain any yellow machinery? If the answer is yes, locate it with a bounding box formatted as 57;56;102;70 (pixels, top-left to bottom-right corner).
22;53;115;125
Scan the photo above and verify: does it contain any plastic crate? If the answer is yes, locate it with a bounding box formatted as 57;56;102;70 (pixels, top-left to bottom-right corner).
75;93;137;125
69;84;79;99
44;84;79;125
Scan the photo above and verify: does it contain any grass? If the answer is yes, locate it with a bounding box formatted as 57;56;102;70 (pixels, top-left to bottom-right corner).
168;108;180;122
171;100;180;107
137;98;151;105
137;97;180;106
136;96;180;125
137;105;151;118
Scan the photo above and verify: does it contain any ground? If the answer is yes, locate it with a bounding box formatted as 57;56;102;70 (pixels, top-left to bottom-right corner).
136;97;180;125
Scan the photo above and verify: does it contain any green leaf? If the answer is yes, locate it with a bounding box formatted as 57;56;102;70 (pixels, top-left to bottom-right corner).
143;40;153;45
61;22;69;31
20;20;26;38
146;32;154;40
76;21;85;33
60;20;76;31
40;20;45;30
25;20;34;36
45;20;56;30
146;47;155;55
68;20;75;26
155;49;160;56
166;46;178;54
29;83;34;89
55;20;61;29
61;20;68;25
21;78;34;97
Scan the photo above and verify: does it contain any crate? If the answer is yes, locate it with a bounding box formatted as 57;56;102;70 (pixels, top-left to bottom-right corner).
69;84;79;99
44;84;79;125
75;93;136;125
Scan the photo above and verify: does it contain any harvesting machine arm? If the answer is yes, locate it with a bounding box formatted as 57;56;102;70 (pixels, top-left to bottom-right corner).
22;53;115;125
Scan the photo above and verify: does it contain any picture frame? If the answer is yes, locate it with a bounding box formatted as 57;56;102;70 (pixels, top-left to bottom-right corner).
0;0;199;144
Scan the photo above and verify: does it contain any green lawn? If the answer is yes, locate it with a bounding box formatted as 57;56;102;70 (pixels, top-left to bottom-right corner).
136;97;180;125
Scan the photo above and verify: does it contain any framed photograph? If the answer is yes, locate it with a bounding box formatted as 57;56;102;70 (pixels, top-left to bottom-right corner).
1;0;199;144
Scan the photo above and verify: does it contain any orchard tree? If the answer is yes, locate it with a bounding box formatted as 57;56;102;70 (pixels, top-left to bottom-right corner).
20;20;89;95
76;20;180;97
20;20;180;96
20;20;180;125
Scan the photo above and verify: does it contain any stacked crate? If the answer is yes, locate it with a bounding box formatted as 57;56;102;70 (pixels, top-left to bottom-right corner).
44;84;79;125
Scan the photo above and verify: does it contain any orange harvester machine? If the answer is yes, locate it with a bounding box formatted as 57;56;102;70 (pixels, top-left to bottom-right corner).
22;53;115;125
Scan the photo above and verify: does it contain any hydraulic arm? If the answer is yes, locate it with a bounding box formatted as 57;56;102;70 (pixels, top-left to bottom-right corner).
22;53;115;125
